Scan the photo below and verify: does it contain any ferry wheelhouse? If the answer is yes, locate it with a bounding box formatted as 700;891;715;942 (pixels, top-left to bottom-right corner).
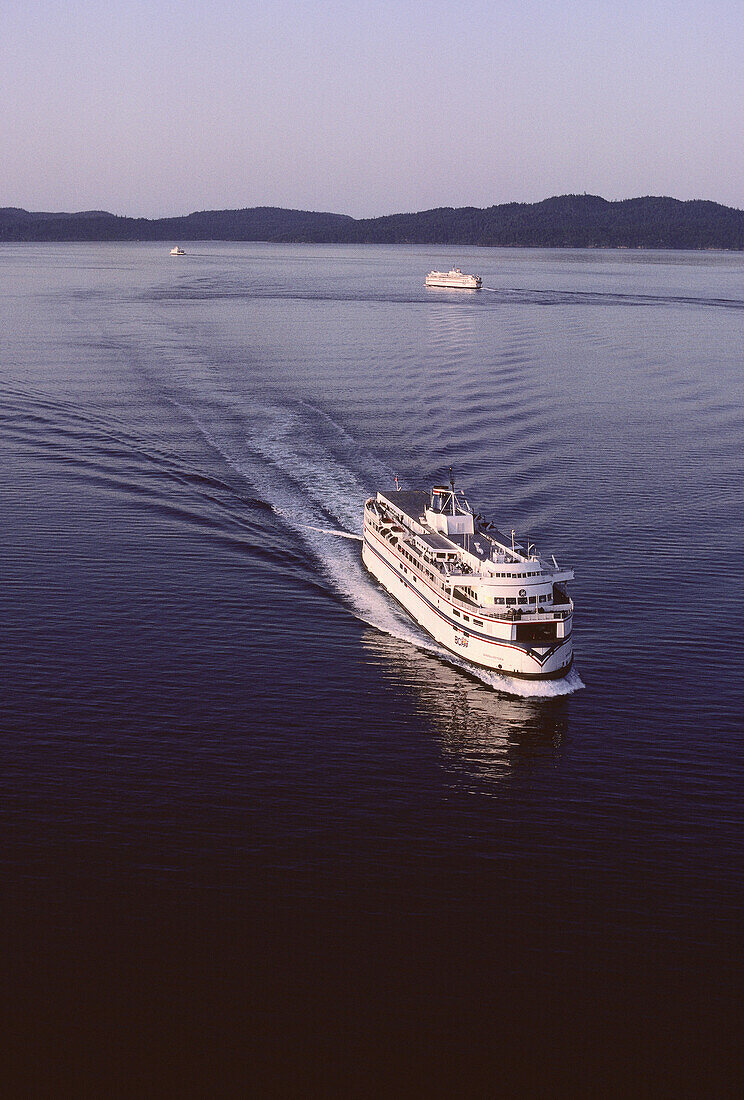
425;268;482;289
362;479;574;679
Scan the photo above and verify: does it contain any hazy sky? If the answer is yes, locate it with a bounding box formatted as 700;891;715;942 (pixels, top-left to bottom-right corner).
4;0;743;217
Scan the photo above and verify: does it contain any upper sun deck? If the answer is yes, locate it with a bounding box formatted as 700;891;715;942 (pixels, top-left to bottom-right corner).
374;489;534;569
377;489;429;525
365;491;573;621
367;488;574;587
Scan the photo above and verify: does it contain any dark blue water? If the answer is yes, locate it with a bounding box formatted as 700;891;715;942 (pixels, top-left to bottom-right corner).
2;243;743;1090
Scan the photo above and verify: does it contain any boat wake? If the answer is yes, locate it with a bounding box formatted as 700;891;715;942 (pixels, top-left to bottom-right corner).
482;285;744;311
295;523;364;541
468;664;585;697
163;390;434;644
181;397;581;697
148;369;584;700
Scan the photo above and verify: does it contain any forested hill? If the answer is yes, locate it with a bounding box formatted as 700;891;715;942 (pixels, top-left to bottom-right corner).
2;195;744;248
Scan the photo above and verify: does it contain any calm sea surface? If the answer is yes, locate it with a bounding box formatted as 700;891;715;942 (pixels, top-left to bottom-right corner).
2;243;743;1089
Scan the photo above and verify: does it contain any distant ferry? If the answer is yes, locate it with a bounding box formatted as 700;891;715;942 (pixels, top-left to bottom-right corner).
425;267;481;289
362;476;574;679
169;246;186;256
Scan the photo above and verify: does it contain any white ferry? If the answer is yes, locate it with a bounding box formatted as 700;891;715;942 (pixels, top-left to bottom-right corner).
170;246;186;256
425;267;482;289
362;477;574;679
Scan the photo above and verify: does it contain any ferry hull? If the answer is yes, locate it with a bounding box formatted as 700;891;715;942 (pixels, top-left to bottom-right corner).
362;532;573;680
425;277;481;289
425;268;481;289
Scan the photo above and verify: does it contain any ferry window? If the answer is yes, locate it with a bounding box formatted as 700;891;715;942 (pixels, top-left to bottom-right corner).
539;595;546;602
529;596;536;604
495;597;505;604
506;598;516;605
546;594;552;602
453;610;460;618
463;614;470;622
518;597;528;605
473;619;483;627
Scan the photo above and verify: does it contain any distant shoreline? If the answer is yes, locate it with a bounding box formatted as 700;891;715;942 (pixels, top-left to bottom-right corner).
3;240;742;254
2;194;744;250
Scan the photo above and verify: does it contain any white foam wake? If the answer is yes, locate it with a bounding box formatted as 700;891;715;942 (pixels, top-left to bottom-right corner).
166;392;585;698
467;665;585;697
294;523;363;541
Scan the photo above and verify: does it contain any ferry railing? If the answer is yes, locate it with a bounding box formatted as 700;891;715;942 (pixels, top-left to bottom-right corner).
446;592;573;623
365;510;572;622
412;562;572;622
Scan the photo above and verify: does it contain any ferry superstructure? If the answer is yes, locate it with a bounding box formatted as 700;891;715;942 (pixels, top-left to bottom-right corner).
362;479;574;679
425;268;482;289
170;246;186;255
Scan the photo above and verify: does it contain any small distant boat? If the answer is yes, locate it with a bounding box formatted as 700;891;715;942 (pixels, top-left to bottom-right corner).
425;267;481;289
169;246;186;256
